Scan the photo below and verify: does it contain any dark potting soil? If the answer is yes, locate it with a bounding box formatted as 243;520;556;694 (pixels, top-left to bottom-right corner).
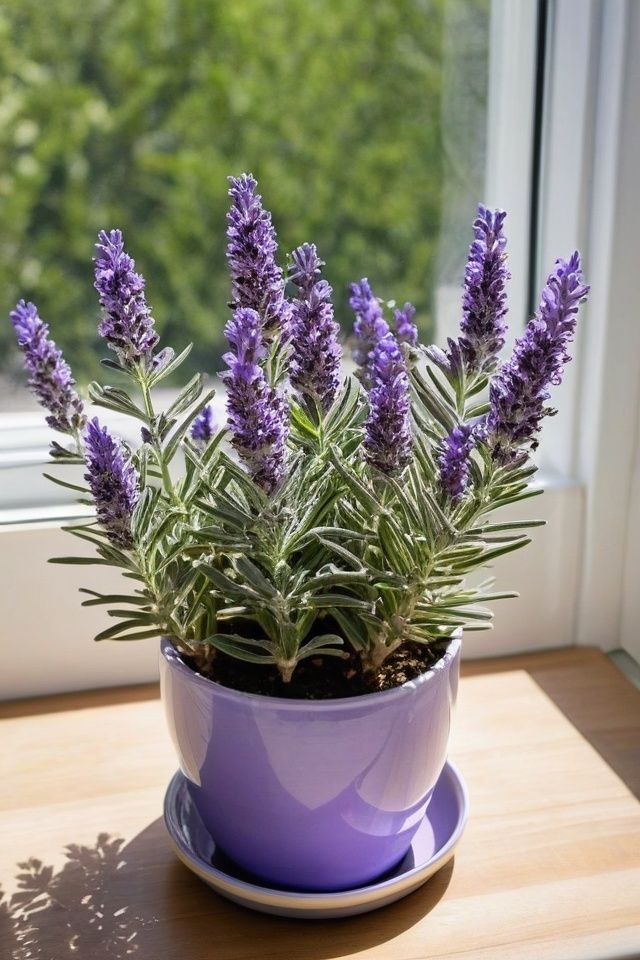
184;640;448;700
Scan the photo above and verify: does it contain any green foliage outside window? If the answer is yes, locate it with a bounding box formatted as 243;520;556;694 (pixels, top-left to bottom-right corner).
0;0;449;385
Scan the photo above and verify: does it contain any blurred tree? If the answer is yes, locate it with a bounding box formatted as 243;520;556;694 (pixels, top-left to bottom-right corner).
0;0;446;386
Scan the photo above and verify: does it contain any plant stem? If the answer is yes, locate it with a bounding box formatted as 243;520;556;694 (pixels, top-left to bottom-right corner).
138;374;177;502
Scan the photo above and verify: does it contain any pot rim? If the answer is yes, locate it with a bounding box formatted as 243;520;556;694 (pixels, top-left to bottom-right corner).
160;630;461;711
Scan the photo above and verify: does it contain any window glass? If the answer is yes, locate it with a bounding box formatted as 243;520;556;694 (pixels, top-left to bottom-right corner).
0;0;490;408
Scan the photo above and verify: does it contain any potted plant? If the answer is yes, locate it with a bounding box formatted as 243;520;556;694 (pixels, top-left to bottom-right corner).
10;175;588;905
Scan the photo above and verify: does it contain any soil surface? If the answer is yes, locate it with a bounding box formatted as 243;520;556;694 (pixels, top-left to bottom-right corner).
184;640;449;700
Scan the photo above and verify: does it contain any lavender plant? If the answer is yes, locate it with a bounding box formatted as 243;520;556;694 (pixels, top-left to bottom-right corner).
10;182;589;690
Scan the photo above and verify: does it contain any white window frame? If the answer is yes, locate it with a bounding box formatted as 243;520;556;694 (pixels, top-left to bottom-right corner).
438;0;588;662
465;0;640;665
4;0;636;697
535;0;640;664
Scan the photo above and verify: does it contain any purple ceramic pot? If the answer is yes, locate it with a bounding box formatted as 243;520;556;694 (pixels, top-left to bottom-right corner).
160;634;461;892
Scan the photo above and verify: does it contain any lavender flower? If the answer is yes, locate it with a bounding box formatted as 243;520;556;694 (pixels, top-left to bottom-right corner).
350;279;390;372
426;206;509;379
288;244;341;412
222;307;289;493
84;418;139;548
426;337;465;382
394;302;418;348
458;205;510;372
191;405;216;449
10;300;86;435
226;174;289;337
364;336;412;475
438;423;476;502
485;252;589;463
288;242;323;296
94;229;159;367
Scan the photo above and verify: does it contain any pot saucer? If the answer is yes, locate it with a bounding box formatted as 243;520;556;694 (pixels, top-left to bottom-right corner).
163;760;468;919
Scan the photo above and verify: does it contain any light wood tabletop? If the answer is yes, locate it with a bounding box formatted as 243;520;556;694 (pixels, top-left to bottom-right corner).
1;648;639;960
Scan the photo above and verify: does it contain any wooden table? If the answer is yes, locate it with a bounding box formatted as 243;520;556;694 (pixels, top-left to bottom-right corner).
1;648;639;960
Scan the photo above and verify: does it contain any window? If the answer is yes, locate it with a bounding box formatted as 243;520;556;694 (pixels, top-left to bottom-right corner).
0;0;492;412
7;0;631;698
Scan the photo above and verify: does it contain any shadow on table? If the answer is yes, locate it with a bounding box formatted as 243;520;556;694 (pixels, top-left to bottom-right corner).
0;819;453;960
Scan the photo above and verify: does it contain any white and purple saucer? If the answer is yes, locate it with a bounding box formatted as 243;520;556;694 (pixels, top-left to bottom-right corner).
163;760;468;920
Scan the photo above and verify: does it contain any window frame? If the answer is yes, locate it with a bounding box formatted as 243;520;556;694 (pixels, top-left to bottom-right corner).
535;0;640;662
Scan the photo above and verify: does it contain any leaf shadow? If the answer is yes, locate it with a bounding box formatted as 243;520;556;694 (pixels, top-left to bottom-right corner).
0;833;158;959
0;819;454;960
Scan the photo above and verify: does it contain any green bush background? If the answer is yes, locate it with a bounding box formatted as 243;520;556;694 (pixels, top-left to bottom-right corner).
0;0;486;387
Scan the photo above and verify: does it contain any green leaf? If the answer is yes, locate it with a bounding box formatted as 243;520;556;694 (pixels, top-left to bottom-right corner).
382;474;423;529
201;634;276;663
80;590;150;607
298;634;345;659
164;372;204;419
425;365;457;407
411;367;457;431
299;646;347;660
42;473;89;495
233;556;278;599
302;594;374;611
314;536;365;570
490;488;544;508
469;519;546;534
164;388;216;463
301;633;344;650
147;343;193;387
324;375;364;438
215;605;253;619
330;609;371;651
450;537;532;570
96;629;163;642
61;522;108;539
106;609;156;621
329;452;382;513
466;401;490;418
429;605;494;622
295;526;371;551
100;357;127;374
196;563;265;603
48;556;114;566
131;487;160;539
94;620;160;641
213;453;267;510
289;402;319;440
88;382;147;421
195;494;252;531
301;566;372;595
376;521;406;575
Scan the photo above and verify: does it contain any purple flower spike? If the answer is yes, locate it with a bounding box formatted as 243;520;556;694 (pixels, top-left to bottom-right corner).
350;279;390;372
439;423;476;502
289;242;323;297
288;244;341;412
459;205;510;373
364;336;412;475
11;300;86;435
226;174;289;337
394;302;418;348
84;417;140;548
94;229;159;368
222;307;289;493
191;405;216;449
485;252;589;463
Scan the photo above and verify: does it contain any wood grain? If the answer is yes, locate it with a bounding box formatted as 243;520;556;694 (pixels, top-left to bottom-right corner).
1;649;639;959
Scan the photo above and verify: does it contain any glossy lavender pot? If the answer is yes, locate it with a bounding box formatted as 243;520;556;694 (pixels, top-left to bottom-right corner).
160;634;461;892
